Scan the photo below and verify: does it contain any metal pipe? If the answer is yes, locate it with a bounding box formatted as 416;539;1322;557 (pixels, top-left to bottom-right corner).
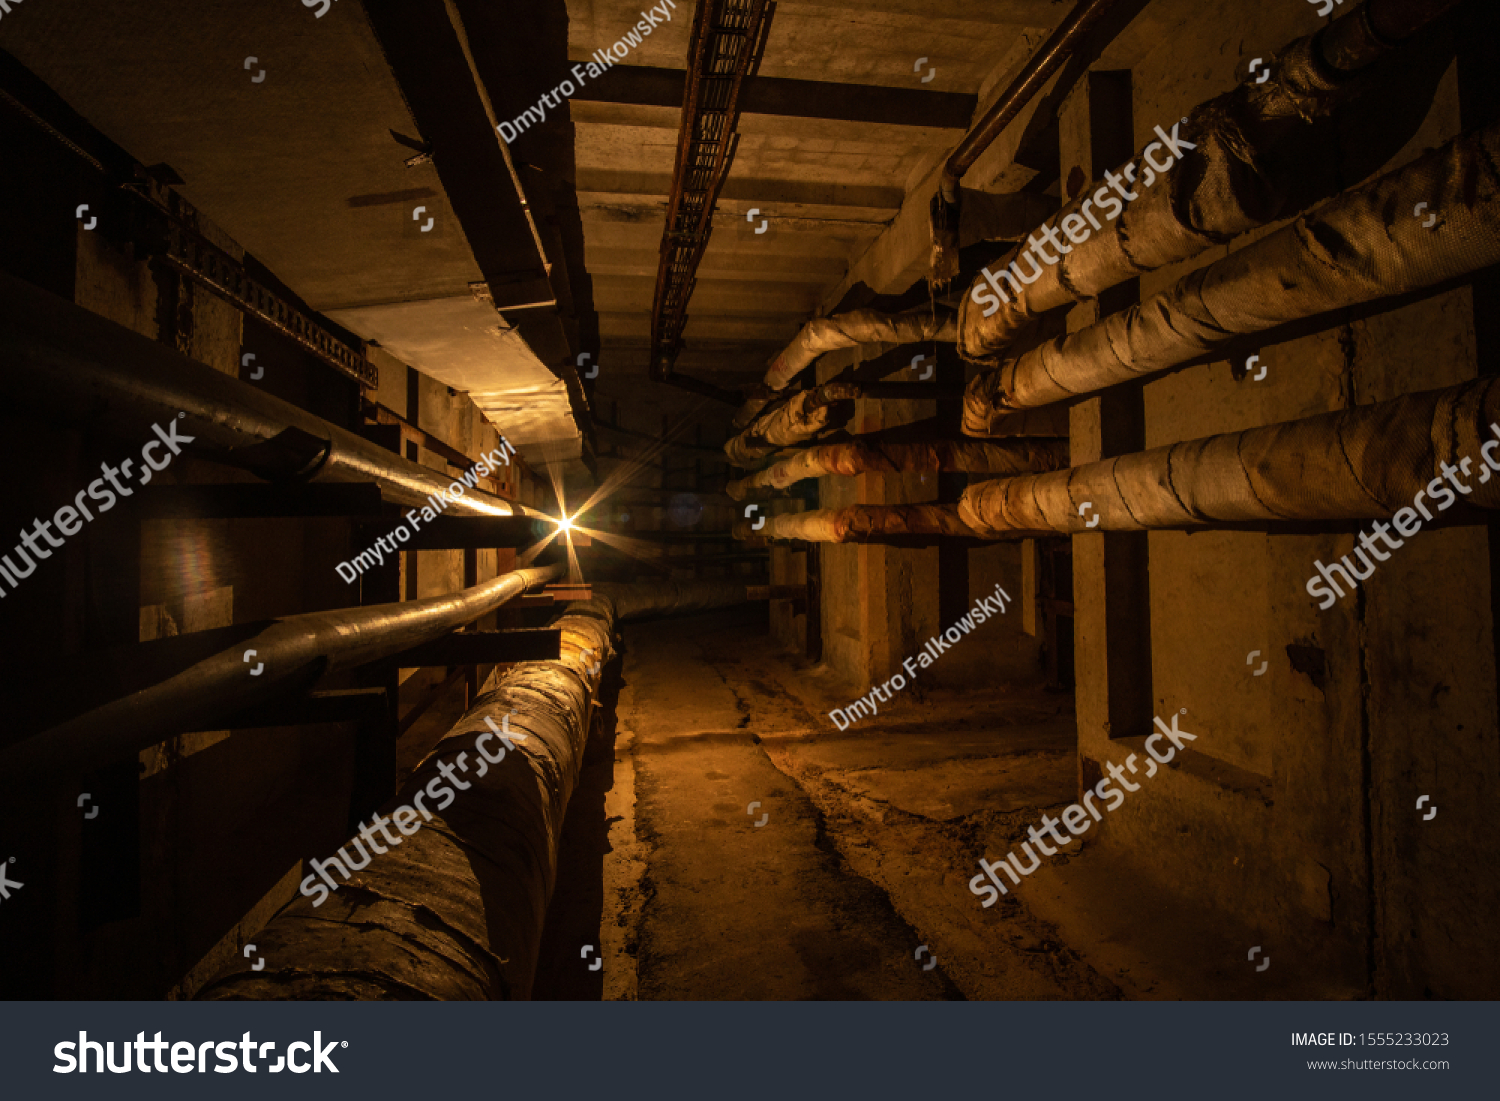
958;377;1500;537
732;504;1008;543
1320;0;1466;73
759;307;958;396
725;386;860;467
964;117;1500;427
0;565;563;780
955;0;1469;366
197;593;610;1000
0;268;546;519
195;581;753;1000
726;438;1068;500
940;0;1121;196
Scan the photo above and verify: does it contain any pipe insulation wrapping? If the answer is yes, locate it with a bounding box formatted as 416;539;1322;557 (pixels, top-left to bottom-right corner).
725;385;859;466
732;504;1003;543
958;377;1500;537
955;0;1467;368
197;597;615;1001
963;119;1500;429
193;580;755;999
726;438;1069;500
761;308;957;393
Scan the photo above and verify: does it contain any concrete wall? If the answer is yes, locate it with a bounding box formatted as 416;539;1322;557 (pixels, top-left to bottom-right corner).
811;347;1038;694
1066;0;1499;999
793;0;1499;999
0;107;551;995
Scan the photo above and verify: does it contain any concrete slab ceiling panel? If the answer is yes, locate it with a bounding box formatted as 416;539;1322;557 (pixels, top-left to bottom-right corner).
0;0;582;456
324;296;575;461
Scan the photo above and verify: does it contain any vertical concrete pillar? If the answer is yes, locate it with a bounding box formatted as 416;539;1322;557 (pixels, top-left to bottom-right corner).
1061;72;1156;797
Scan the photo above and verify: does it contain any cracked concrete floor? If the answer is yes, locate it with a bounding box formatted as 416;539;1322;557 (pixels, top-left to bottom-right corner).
532;606;1133;1000
534;606;1324;1001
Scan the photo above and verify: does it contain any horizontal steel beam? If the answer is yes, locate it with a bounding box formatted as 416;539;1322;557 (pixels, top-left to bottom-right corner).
575;65;976;128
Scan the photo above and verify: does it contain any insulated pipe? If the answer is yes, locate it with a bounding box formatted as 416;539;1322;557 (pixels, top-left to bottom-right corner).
731;384;780;431
956;0;1469;366
0;565;563;780
196;582;753;1000
0;268;546;519
726;438;1068;501
198;595;613;1001
725;385;861;467
758;308;957;397
731;504;1013;543
963;117;1500;428
958;377;1500;538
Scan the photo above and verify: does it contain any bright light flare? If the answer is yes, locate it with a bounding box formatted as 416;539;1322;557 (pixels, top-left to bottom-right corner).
556;515;574;534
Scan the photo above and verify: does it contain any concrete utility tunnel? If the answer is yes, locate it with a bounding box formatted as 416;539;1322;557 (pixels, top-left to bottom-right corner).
1;0;1499;1002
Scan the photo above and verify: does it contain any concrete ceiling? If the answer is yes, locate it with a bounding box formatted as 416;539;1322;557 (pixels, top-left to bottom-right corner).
0;0;585;464
559;0;1063;386
0;0;1151;471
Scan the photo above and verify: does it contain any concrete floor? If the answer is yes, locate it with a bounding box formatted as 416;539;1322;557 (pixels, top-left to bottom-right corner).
530;607;1347;1001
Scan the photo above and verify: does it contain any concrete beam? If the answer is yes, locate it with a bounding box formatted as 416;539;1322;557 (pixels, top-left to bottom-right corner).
577;169;903;212
572;65;975;129
583;246;845;284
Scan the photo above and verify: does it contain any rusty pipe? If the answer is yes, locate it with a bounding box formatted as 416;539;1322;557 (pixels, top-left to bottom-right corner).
727;438;1068;500
959;377;1500;537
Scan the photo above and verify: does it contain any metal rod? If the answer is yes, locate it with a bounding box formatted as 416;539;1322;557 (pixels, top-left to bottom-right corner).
0;565;563;780
940;0;1121;195
0;268;546;519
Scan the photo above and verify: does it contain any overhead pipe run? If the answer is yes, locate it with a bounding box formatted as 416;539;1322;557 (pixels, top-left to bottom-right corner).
724;374;982;468
0;565;564;781
197;581;755;1000
731;503;1012;544
964;117;1500;429
727;438;1068;501
957;0;1469;367
760;307;958;395
725;384;861;467
958;377;1500;538
0;269;546;519
929;0;1124;284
